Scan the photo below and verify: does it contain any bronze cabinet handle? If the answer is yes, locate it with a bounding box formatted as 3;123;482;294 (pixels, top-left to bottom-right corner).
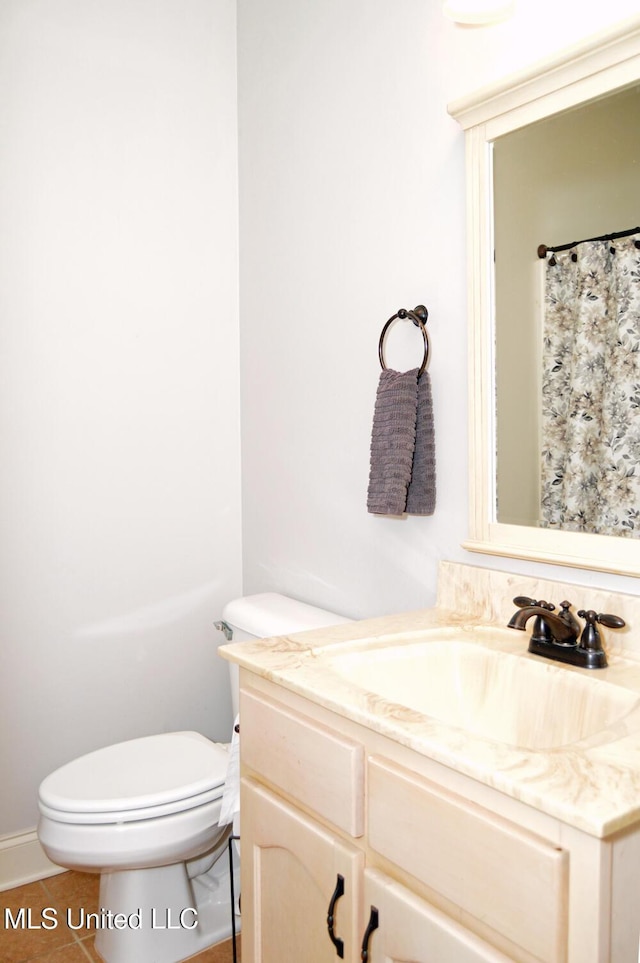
326;874;345;958
360;905;379;962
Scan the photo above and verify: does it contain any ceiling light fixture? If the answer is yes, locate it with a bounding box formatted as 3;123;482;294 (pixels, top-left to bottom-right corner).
443;0;515;25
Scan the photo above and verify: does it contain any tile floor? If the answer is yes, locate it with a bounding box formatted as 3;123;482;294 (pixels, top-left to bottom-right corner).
0;871;240;963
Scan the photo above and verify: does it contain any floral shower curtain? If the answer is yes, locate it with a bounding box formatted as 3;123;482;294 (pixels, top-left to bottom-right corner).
540;231;640;536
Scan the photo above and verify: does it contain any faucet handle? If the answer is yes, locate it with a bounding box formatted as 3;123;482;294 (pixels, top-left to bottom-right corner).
576;610;625;666
595;613;626;630
512;596;555;610
577;610;625;634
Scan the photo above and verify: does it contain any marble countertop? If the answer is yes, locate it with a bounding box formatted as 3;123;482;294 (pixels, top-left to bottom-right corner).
219;598;640;839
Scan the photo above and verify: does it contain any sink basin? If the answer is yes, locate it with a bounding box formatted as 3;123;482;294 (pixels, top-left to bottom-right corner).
324;636;640;750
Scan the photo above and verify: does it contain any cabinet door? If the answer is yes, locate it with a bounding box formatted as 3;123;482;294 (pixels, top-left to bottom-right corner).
362;868;512;963
242;777;363;963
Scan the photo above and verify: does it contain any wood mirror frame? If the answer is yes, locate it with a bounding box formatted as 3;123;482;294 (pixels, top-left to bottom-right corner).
448;14;640;577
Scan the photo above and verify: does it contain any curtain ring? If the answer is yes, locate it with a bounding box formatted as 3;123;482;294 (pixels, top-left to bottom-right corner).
378;307;430;376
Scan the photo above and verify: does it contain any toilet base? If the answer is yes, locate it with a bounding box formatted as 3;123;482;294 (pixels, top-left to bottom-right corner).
94;844;240;963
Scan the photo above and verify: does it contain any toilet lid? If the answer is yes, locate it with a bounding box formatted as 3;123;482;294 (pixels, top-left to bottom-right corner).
38;732;229;818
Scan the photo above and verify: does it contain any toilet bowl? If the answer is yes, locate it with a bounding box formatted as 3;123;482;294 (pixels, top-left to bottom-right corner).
37;593;350;963
38;732;233;963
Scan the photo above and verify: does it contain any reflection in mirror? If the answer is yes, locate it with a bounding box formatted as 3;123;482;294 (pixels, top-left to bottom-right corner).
493;84;640;534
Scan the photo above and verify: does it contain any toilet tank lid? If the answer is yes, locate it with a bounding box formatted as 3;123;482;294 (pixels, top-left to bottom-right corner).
221;592;351;639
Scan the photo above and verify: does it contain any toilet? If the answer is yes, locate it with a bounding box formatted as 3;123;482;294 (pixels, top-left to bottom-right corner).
37;593;350;963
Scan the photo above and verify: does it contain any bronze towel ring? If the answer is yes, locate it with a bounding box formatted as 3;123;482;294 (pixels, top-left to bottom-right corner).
378;305;430;376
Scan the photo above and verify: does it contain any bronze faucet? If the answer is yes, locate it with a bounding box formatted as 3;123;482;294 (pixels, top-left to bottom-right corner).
508;596;624;669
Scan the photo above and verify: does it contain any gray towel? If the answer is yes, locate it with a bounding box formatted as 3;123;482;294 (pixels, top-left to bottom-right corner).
406;371;436;515
367;367;436;516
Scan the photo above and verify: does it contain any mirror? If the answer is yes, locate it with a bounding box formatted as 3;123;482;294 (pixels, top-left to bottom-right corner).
449;15;640;576
493;83;640;530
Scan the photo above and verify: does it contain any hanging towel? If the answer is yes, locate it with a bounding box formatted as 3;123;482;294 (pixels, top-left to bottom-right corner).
367;367;436;516
406;371;436;515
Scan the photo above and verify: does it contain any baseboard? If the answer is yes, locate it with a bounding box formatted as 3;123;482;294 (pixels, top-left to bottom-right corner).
0;829;65;892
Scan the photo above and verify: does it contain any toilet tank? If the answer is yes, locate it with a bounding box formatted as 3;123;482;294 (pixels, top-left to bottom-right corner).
220;593;352;717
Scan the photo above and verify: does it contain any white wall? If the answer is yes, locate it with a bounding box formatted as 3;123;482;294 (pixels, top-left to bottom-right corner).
238;0;468;617
0;0;241;835
237;0;640;623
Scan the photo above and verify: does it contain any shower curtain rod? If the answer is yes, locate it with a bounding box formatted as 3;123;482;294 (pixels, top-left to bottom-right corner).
537;225;640;259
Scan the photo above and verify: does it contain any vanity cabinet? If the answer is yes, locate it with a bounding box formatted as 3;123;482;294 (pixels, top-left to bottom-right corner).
222;557;640;963
238;676;640;963
239;683;565;963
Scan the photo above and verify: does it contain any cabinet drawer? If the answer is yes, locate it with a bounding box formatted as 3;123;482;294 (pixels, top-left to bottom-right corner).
368;756;568;963
240;687;365;836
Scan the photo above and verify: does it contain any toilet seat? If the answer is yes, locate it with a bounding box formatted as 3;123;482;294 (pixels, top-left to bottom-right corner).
38;731;229;825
